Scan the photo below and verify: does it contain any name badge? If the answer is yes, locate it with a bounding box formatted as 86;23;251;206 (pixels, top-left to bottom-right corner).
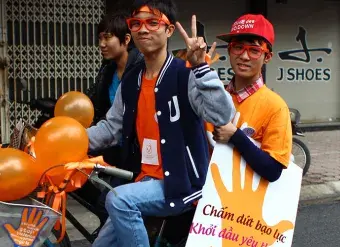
141;138;159;165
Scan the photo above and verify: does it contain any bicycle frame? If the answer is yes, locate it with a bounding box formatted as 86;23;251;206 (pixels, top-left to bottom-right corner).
66;192;101;243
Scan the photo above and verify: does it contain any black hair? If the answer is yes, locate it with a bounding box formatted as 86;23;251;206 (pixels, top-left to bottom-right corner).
230;35;273;52
130;0;177;24
97;10;131;45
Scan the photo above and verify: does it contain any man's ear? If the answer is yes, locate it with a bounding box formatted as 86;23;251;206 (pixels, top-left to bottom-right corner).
264;52;273;64
125;34;131;46
166;24;175;38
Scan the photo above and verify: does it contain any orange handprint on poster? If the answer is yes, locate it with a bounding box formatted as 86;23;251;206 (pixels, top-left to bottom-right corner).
4;207;49;247
209;148;294;247
186;142;302;247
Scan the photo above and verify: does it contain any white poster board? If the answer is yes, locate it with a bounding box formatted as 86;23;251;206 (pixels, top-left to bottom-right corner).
186;142;302;247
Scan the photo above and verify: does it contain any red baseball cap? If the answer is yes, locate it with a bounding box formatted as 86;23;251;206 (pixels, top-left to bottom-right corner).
217;14;275;47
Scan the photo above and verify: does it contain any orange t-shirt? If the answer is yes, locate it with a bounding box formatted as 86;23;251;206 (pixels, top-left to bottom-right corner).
135;75;164;182
206;85;292;167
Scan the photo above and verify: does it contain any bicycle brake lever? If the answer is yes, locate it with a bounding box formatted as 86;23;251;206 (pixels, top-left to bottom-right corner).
89;172;118;196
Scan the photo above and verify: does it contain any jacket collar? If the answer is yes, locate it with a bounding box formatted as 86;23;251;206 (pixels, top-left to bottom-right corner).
137;52;174;87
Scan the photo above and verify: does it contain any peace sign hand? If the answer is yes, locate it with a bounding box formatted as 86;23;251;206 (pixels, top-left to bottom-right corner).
207;42;217;59
176;15;207;67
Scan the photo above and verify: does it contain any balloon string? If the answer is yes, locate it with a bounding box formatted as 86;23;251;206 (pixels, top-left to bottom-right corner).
37;164;69;185
37;165;90;196
37;156;93;186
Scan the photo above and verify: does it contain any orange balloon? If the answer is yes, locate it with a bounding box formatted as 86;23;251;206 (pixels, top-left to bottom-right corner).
0;148;40;201
54;91;94;128
34;116;89;176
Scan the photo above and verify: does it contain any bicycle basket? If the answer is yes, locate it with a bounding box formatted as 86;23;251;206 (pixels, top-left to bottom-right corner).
0;198;60;247
9;120;25;149
9;119;38;151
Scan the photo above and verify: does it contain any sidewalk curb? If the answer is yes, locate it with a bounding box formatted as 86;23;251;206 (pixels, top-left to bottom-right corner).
299;121;340;132
300;181;340;202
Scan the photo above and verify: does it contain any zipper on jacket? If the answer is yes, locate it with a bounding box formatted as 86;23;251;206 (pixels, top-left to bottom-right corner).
186;146;200;178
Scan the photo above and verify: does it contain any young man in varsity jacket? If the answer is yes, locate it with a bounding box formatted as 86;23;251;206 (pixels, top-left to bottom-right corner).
211;14;292;182
86;0;235;246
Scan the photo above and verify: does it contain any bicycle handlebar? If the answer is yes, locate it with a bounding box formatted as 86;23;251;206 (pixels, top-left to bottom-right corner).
93;164;134;181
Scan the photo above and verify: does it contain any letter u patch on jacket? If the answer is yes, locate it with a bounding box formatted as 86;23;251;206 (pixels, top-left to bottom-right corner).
168;96;180;122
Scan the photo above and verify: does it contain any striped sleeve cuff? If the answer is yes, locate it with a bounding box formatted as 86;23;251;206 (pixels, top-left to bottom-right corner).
192;63;211;79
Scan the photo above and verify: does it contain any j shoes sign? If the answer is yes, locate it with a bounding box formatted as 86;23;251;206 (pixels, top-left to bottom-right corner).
276;26;332;83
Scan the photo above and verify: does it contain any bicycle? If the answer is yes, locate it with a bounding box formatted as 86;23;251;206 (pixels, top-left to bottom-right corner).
2;118;193;247
290;108;311;176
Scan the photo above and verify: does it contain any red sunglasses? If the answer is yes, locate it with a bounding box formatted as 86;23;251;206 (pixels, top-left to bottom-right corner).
229;42;269;60
126;18;170;32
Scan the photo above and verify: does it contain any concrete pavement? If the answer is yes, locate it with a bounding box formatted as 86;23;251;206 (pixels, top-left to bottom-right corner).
301;130;340;185
298;130;340;201
292;198;340;247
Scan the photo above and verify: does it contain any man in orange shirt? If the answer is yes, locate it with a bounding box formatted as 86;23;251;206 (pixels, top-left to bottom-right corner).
210;14;292;182
87;0;235;246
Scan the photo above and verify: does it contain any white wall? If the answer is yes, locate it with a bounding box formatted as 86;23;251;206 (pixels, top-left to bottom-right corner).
267;0;340;122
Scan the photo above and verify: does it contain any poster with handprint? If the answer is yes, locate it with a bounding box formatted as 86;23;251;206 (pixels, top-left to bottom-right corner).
4;208;49;247
0;199;60;247
186;142;302;247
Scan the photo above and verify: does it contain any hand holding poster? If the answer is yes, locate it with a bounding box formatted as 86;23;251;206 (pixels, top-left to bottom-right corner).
186;142;302;247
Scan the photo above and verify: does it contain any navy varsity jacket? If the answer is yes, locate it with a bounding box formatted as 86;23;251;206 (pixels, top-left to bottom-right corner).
87;53;235;211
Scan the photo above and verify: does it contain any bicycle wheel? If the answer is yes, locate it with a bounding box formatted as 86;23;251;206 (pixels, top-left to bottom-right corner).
152;237;187;247
44;229;72;247
174;238;188;247
292;137;311;176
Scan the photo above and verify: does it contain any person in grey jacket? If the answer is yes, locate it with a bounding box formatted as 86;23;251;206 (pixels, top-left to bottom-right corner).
88;0;235;246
